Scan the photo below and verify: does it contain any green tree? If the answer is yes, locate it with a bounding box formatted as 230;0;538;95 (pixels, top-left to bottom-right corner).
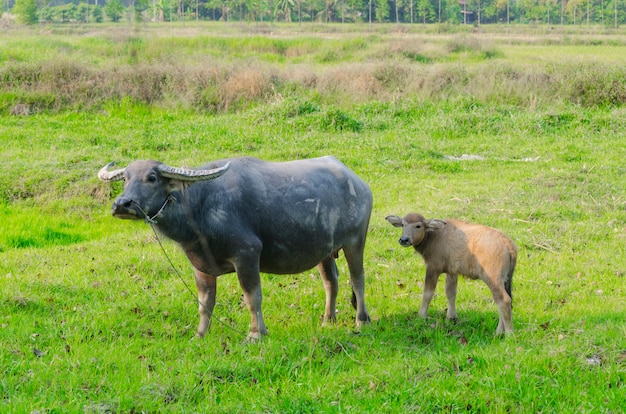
345;0;362;21
605;0;625;26
67;3;78;21
565;0;584;23
105;0;125;21
375;0;389;21
324;0;335;21
39;6;56;21
77;2;90;22
13;0;39;24
494;0;509;22
135;0;149;21
93;5;104;22
276;0;294;20
448;0;461;22
417;0;435;22
403;0;414;22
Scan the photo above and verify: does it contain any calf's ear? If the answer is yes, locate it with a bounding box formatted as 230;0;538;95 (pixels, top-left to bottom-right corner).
385;215;403;227
426;219;447;232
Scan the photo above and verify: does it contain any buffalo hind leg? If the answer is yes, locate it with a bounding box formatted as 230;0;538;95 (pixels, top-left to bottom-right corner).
342;244;370;328
317;257;339;324
193;268;217;338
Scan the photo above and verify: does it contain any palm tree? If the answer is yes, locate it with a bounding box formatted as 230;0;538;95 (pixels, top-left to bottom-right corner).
323;0;337;22
276;0;294;20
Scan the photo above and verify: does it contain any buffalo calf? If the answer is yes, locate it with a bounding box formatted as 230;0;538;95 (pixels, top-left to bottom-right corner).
386;213;517;335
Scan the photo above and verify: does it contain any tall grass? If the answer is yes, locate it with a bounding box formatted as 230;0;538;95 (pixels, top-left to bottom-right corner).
2;24;626;115
3;57;626;114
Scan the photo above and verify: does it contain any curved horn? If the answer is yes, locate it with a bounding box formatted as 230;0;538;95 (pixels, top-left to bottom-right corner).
158;161;230;182
98;162;126;182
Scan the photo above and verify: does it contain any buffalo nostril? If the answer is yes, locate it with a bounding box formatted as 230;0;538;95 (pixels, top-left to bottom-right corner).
112;197;138;217
114;197;133;208
399;237;411;246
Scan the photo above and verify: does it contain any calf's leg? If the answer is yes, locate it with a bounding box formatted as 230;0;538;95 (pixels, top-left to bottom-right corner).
419;267;440;318
445;273;459;320
484;278;513;335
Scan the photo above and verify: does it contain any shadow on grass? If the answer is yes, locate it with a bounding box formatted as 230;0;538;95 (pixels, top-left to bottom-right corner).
373;309;511;348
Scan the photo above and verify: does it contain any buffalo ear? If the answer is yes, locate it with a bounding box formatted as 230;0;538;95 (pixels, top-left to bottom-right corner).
166;178;188;193
385;215;403;228
426;219;446;232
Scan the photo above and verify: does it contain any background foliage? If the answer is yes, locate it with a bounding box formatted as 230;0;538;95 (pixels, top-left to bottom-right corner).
4;0;626;25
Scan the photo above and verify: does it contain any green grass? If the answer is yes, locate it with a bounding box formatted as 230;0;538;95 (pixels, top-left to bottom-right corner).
1;25;626;412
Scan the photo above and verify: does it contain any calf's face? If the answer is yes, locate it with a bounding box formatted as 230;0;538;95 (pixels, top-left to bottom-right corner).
385;213;428;247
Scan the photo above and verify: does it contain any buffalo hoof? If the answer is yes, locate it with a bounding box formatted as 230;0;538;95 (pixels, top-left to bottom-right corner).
244;333;266;344
356;311;371;326
446;316;459;324
354;316;372;332
244;328;268;343
495;329;514;338
322;314;337;326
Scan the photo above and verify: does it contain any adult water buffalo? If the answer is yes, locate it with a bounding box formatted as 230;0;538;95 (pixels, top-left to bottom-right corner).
98;156;372;340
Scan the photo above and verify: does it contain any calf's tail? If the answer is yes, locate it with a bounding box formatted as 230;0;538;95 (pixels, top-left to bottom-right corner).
505;247;517;304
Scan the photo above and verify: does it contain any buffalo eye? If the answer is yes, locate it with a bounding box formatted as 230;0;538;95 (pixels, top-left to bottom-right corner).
146;174;158;183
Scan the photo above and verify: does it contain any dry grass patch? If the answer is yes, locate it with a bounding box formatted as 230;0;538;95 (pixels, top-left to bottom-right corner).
221;67;272;110
386;38;444;62
283;64;318;88
318;64;387;101
2;28;626;114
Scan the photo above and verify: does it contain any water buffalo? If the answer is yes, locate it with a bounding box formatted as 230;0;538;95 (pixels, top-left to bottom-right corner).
386;213;517;335
98;156;372;340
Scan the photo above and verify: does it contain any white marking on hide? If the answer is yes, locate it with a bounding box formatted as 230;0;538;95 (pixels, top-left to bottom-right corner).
210;209;228;222
348;179;356;197
327;208;340;233
325;208;340;249
305;198;320;215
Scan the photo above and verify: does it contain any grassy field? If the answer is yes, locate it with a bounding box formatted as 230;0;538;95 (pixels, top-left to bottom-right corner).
1;23;626;412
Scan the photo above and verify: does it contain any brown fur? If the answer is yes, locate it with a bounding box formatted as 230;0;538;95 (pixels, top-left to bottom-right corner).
386;213;517;335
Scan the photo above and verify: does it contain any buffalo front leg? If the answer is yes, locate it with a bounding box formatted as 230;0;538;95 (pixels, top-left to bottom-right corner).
419;267;440;318
193;268;217;338
317;257;339;324
343;244;370;328
445;273;459;321
235;263;268;341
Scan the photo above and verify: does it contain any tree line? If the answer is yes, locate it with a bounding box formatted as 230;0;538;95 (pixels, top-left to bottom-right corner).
7;0;625;26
